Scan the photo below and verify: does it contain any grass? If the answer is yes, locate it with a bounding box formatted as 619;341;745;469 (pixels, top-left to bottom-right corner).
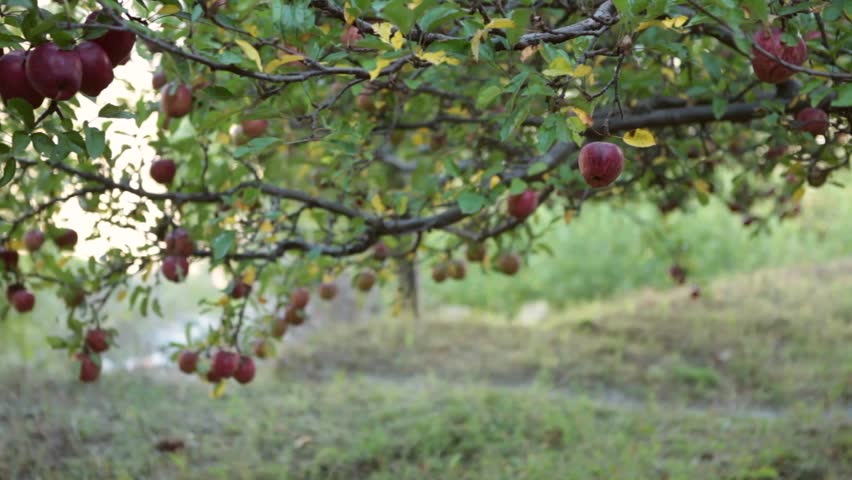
290;260;852;407
1;372;849;480
1;260;851;479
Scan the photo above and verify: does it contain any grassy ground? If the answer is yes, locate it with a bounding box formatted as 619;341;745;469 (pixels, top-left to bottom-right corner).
2;261;851;479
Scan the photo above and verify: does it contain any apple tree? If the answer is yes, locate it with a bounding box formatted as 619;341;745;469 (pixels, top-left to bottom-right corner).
0;0;849;385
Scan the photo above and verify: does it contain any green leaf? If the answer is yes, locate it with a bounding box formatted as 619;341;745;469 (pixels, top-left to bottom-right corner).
98;104;134;119
0;157;16;188
476;85;502;109
46;336;68;349
712;97;727;120
509;178;527;194
834;83;852;107
234;137;280;158
31;133;55;157
457;191;487;214
382;0;414;34
84;126;106;159
527;161;548;176
212;231;236;260
6;98;34;129
11;131;29;156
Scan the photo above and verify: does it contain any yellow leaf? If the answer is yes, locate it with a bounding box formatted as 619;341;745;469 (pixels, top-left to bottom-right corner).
573;64;592;77
569;107;592;127
371;194;386;212
374;22;395;46
446;105;468;117
244;24;259;37
485;18;515;30
157;5;181;16
662;15;689;28
116;290;127;302
7;239;23;250
344;2;355;25
635;20;662;32
417;49;460;66
520;45;540;62
660;67;676;83
58;256;71;268
260;220;274;234
489;175;501;189
398;196;409;215
370;58;391;80
210;381;226;399
407;0;422;8
564;209;576;224
242;266;257;285
217;295;230;307
653;155;667;165
265;54;304;72
258;295;267;305
623;128;657;148
471;29;485;62
791;186;805;204
391;31;405;50
693;179;711;193
542;56;588;77
234;39;262;70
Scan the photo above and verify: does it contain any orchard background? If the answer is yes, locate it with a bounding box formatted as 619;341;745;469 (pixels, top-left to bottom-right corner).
1;0;851;478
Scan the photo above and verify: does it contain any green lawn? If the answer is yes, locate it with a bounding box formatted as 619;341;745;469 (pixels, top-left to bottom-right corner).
2;260;851;479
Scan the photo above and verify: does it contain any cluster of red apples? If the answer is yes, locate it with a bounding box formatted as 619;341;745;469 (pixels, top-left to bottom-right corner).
430;141;625;282
751;27;830;136
2;228;79;314
0;11;135;108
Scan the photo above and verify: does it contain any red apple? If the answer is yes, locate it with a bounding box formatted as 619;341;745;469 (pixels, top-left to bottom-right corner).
449;259;466;280
25;42;82;100
206;368;222;383
77;352;101;383
497;253;521;275
373;241;390;261
795;107;829;136
53;229;78;250
271;316;289;338
86;11;136;66
24;230;45;252
751;27;807;84
342;25;363;48
0;248;19;270
668;265;687;285
0;51;44;107
230;280;252;299
290;287;310;309
6;283;24;302
241;119;268;138
466;243;486;263
165;228;194;256
161;255;189;282
65;289;86;308
211;350;239;378
578;141;625;188
11;289;35;313
285;305;306;326
152;70;167;90
85;329;110;353
507;190;538;220
178;350;198;374
74;41;114;97
318;282;338;300
432;263;449;283
234;355;256;384
253;339;270;358
161;83;192;118
150;158;176;185
355;270;376;291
